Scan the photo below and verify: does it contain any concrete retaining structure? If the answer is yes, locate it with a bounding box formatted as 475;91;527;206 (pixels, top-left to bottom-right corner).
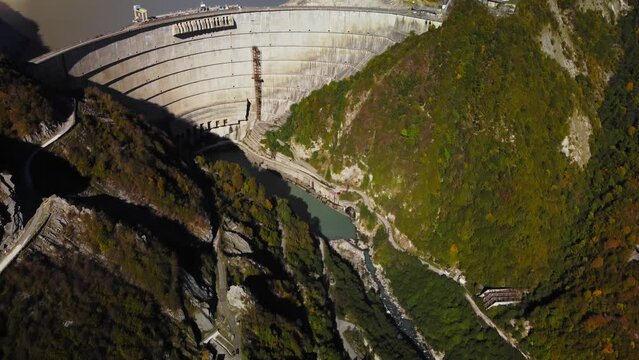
30;6;439;140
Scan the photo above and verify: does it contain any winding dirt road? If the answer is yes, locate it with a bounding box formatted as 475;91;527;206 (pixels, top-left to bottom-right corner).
212;228;241;359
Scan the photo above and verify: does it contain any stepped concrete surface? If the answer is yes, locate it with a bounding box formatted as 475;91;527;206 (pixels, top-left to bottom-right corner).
30;6;440;140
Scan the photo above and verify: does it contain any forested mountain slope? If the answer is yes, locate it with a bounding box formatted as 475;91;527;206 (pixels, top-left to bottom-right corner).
267;0;639;357
269;0;600;289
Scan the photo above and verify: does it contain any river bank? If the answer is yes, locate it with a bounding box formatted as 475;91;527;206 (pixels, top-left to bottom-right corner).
234;135;531;358
231;140;440;359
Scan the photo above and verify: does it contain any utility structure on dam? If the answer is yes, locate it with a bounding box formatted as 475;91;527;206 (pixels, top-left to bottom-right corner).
30;6;443;141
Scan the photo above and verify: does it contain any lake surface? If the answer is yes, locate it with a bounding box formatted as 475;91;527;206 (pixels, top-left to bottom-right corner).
1;0;286;50
205;147;357;240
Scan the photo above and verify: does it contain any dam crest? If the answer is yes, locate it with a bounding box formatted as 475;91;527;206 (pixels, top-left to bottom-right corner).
31;6;442;141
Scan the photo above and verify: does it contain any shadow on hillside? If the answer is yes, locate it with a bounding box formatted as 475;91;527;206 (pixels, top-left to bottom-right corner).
0;2;49;60
90;83;325;240
0;135;89;219
70;194;209;275
244;274;307;321
13;70;327;240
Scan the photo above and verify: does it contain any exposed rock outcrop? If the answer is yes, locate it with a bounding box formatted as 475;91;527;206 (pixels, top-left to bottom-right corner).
578;0;632;22
222;229;253;256
560;110;593;168
26;196;86;257
541;0;586;78
227;285;252;314
0;173;23;246
330;239;378;292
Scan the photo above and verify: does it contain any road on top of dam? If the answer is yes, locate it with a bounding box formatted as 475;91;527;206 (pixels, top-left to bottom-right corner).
30;4;440;64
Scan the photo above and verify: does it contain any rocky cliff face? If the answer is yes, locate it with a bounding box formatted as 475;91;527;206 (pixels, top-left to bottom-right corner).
578;0;632;21
2;195;204;358
0;173;22;246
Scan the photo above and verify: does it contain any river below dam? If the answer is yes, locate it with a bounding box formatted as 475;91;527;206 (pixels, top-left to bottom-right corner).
205;146;357;240
206;146;433;359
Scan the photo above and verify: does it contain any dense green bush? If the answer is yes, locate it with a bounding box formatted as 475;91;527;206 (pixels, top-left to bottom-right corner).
203;160;344;358
324;245;422;359
373;230;522;359
523;3;639;357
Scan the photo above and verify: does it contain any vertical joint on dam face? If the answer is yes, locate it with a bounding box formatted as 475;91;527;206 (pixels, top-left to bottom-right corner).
251;47;263;123
31;7;442;140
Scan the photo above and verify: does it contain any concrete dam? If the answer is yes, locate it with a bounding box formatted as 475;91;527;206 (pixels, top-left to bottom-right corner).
31;6;440;141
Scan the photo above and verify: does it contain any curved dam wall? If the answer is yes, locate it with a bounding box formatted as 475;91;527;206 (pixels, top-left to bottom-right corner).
31;7;438;140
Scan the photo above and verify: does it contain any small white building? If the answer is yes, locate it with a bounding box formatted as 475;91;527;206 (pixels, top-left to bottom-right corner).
481;0;509;7
133;5;148;22
478;0;517;15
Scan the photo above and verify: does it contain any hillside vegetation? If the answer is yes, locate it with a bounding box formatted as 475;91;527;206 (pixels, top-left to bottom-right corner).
269;0;595;289
0;205;197;359
52;88;210;238
0;56;55;141
267;0;639;357
523;4;639;357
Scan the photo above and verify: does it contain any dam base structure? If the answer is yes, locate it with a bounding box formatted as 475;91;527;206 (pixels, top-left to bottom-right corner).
30;6;441;142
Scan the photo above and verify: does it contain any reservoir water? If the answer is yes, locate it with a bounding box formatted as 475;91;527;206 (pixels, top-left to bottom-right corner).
1;0;286;50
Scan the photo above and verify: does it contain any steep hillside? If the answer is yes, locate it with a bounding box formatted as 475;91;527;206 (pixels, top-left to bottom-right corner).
523;4;639;357
0;197;199;359
51;88;211;239
268;0;598;289
0;58;421;359
199;159;420;359
266;0;638;358
0;55;58;143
